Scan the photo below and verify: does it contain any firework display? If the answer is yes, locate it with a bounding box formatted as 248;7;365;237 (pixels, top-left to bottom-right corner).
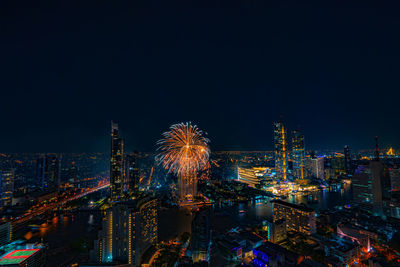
156;122;210;200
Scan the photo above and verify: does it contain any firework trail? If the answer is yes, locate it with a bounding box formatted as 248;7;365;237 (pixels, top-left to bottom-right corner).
156;122;210;200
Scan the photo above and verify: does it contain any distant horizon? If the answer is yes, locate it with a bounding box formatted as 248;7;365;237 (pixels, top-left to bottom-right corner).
0;147;396;154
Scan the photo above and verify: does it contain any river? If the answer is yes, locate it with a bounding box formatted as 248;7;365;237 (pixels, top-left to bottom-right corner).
17;183;352;266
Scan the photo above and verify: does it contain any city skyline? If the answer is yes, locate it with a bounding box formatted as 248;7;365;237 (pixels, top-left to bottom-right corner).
1;2;400;266
0;119;397;153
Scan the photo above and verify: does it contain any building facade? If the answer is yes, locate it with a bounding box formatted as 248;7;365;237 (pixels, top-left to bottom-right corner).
312;157;324;179
273;122;288;181
352;161;384;216
36;155;60;193
306;157;324;179
273;200;316;235
344;145;351;174
331;154;345;176
0;170;14;207
262;219;286;243
191;209;211;263
291;130;305;180
125;153;139;193
0;222;12;246
110;122;124;202
390;168;400;192
91;197;157;266
237;166;267;188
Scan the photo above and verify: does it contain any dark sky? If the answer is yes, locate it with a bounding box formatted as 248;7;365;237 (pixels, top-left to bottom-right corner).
1;0;399;152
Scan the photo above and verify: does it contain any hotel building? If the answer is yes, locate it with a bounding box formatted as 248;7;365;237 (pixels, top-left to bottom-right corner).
272;199;316;235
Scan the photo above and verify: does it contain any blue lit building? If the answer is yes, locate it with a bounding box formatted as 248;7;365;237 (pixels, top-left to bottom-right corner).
352;161;384;216
252;242;301;267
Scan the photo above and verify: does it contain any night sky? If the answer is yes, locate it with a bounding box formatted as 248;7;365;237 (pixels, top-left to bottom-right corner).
1;1;399;152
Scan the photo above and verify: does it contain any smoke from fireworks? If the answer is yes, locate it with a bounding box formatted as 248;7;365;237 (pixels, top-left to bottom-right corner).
156;122;210;177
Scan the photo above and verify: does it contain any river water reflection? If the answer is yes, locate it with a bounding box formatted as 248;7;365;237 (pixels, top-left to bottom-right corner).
18;184;352;265
210;183;352;231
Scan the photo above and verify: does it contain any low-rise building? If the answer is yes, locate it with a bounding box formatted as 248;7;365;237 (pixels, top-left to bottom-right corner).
252;242;301;267
262;219;286;243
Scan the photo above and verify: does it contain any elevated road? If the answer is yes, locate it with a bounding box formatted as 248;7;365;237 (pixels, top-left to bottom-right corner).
12;183;110;227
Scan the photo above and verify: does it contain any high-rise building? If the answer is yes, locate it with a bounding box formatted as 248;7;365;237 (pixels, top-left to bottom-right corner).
110;122;124;202
352;138;385;216
125;153;139;193
262;219;286;243
237;166;269;188
36;155;60;192
0;170;14;207
191;209;211;263
91;196;157;266
272;199;316;235
331;155;345;176
0;222;12;246
309;157;324;179
390;168;400;192
291;130;305;179
68;163;78;183
344;145;351;174
352;161;384;216
273;122;288;180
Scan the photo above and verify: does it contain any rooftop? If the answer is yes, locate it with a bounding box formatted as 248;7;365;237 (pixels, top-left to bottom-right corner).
272;199;315;212
0;249;40;265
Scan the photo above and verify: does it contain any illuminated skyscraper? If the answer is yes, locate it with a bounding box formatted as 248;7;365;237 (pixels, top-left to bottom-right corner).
291;130;305;179
273;122;288;180
390;168;400;192
191;209;211;263
0;170;14;207
331;154;346;176
110;122;124;202
352;138;384;216
344;145;351;174
91;196;158;266
125;153;139;193
310;157;325;179
36;155;60;193
352;161;384;216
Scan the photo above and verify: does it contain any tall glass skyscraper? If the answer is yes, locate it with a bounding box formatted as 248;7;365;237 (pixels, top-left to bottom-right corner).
273;122;288;180
110;122;124;202
292;130;305;179
352;161;384;216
